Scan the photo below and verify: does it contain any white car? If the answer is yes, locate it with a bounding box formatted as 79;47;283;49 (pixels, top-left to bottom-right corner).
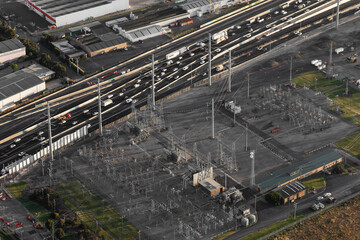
9;144;16;149
38;131;44;136
176;61;181;65
60;120;66;124
324;192;332;198
274;11;279;15
215;48;221;53
182;66;189;71
178;56;183;60
14;138;21;143
190;53;195;57
281;10;287;15
236;25;241;29
134;84;140;88
107;94;113;99
200;56;206;61
162;68;167;72
305;9;310;13
124;47;128;51
137;79;142;83
161;72;166;76
72;121;78;125
316;196;324;201
174;75;179;79
119;92;124;96
18;152;25;157
126;98;133;104
200;60;205;64
202;72;207;76
257;46;263;50
173;68;178;72
93;112;98;116
287;17;293;22
83;109;89;114
245;33;252;38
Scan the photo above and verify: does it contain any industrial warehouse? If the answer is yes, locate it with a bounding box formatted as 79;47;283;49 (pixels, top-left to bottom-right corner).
0;39;26;64
24;0;130;27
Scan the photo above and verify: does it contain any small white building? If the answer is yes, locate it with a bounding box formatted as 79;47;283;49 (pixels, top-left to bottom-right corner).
0;71;46;111
0;39;26;64
25;0;129;27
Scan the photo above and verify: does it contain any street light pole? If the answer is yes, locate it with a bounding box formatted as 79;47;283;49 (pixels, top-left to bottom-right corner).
98;79;103;136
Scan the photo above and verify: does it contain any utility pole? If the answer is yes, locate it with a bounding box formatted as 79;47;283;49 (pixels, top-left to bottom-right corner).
47;102;53;162
228;50;232;92
233;99;236;127
254;195;257;212
97;79;103;137
76;58;79;75
152;54;155;109
289;56;293;85
225;173;227;189
329;41;333;76
250;150;255;189
208;33;212;86
336;0;340;29
315;78;318;92
211;98;215;139
247;72;250;99
245;125;248;152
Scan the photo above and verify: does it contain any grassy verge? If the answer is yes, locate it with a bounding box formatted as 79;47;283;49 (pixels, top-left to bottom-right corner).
336;132;360;159
240;216;303;240
212;230;236;240
6;181;51;224
301;173;325;192
56;180;138;240
291;72;341;92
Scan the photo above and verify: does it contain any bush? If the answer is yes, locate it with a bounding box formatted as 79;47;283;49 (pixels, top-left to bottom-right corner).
265;191;282;205
20;38;39;58
332;163;347;174
0;21;16;40
11;63;18;71
50;212;60;219
56;228;65;239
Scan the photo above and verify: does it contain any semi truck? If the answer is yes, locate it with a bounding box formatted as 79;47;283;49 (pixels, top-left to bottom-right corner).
212;30;228;44
166;46;188;60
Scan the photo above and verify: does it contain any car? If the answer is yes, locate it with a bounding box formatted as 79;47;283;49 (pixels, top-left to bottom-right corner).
274;11;279;15
137;79;142;83
316;196;324;201
14;138;21;143
248;28;253;33
305;9;310;12
167;60;173;65
327;196;337;203
200;56;206;61
183;66;189;71
38;137;45;141
134;84;140;88
200;60;205;64
245;33;252;38
83;109;89;115
9;144;16;149
173;68;178;72
232;32;236;36
282;17;288;22
318;202;325;209
127;69;131;73
38;131;44;136
266;24;273;29
179;56;183;60
176;61;181;65
72;121;78;125
18;152;25;157
121;71;126;75
324;192;331;197
107;94;113;99
124;47;128;51
119;92;124;96
215;48;221;53
174;75;179;79
93;112;98;116
257;46;263;51
281;10;287;15
236;25;241;29
126;98;133;104
161;72;166;76
202;72;207;76
162;68;167;72
133;99;138;103
287;17;293;21
15;222;23;228
60;120;66;124
190;53;195;57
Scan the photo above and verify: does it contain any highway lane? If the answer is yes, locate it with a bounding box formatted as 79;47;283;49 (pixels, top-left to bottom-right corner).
1;0;358;171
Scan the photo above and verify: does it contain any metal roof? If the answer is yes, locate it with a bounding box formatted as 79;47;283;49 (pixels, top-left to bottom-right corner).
257;150;342;192
0;39;25;55
21;64;55;80
128;25;162;40
276;180;306;198
0;71;43;101
180;0;224;10
29;0;121;17
199;178;223;191
87;37;125;52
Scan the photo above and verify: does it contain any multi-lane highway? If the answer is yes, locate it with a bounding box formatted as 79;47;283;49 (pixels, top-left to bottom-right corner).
1;0;359;174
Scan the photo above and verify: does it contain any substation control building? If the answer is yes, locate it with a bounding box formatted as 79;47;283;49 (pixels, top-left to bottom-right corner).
0;39;26;64
25;0;130;27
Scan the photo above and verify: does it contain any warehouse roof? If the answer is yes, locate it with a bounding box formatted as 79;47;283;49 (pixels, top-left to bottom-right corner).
276;180;306;198
29;0;119;17
257;150;342;192
51;40;85;58
21;64;55;81
0;39;25;55
180;0;224;10
0;71;43;101
128;25;162;40
87;37;125;52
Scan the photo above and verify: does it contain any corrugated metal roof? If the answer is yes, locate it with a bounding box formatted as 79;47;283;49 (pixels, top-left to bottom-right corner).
0;39;25;54
0;71;43;101
257;150;342;192
87;37;125;52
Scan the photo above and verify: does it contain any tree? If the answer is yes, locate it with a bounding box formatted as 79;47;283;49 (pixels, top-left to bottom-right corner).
40;53;51;67
0;21;16;40
20;38;39;58
79;54;87;61
11;63;18;71
332;163;347;174
265;191;282;205
56;228;65;239
53;62;67;77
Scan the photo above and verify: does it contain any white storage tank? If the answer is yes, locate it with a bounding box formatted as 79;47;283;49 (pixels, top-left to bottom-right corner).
241;217;249;227
248;214;257;224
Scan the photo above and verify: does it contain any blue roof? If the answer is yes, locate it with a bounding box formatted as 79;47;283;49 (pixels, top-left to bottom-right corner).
257;150;342;192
